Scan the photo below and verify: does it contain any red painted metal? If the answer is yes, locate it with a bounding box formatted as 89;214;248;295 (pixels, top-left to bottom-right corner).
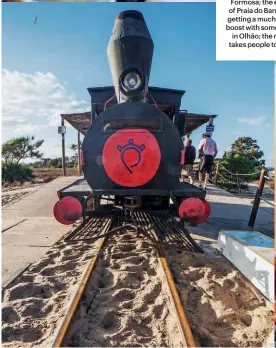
178;197;205;221
53;197;82;225
80;150;85;167
188;200;211;225
53;201;72;225
102;128;161;187
180;149;185;165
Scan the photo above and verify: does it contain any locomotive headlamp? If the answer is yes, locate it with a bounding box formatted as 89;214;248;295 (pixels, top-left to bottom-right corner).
119;69;144;98
122;71;142;91
107;10;153;102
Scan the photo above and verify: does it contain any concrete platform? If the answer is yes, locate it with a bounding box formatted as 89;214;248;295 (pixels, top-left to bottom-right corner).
190;185;274;246
218;230;274;302
2;179;274;288
2;176;82;288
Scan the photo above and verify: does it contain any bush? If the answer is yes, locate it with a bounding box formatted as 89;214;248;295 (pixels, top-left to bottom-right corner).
2;163;33;182
216;156;260;191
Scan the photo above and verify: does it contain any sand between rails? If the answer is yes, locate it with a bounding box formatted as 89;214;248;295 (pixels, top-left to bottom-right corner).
165;246;273;347
2;231;274;347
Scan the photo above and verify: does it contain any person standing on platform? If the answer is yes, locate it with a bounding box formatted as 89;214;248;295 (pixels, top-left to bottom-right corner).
198;132;218;189
181;139;196;184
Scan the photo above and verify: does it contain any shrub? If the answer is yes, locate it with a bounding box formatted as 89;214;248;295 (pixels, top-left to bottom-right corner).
216;156;260;191
2;163;33;182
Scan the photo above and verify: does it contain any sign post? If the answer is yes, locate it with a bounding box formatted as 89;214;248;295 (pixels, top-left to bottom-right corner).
206;124;214;133
59;120;66;176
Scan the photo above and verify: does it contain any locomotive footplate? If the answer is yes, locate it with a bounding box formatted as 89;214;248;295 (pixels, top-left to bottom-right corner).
64;208;203;253
64;212;114;243
57;179;206;201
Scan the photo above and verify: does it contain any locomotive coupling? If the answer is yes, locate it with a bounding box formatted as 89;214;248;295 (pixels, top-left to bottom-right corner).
107;10;154;103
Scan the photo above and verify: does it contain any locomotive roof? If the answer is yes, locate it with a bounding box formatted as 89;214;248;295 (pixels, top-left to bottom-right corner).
61;86;217;135
61;111;217;136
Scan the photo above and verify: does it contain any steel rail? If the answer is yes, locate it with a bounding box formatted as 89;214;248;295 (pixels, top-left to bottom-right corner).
153;232;197;348
51;231;196;348
51;237;106;347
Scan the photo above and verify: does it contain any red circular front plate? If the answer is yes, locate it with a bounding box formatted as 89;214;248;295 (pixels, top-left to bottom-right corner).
102;128;161;187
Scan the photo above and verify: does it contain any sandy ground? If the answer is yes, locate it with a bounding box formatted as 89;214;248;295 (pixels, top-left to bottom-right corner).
2;183;42;206
2;238;102;347
165;246;274;347
64;231;184;347
2;231;184;348
2;229;273;347
2;191;30;206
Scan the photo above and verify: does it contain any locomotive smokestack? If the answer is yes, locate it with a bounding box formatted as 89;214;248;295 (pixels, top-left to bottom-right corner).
107;10;154;103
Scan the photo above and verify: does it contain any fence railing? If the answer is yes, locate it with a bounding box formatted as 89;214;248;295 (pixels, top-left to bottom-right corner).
192;161;265;192
191;161;274;229
213;160;264;193
248;167;274;228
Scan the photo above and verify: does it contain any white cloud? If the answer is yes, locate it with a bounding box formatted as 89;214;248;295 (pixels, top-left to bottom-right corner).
14;124;45;134
2;70;90;132
232;130;245;135
3;115;27;127
237;116;266;126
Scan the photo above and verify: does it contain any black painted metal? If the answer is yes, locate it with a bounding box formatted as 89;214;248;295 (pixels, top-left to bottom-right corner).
64;208;203;253
58;179;206;201
87;86;185;110
179;110;187;138
64;214;114;242
82;102;183;192
57;10;210;225
107;10;153;102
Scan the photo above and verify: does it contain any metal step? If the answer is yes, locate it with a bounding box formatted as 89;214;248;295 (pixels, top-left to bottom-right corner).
64;209;203;253
132;211;203;253
64;214;113;242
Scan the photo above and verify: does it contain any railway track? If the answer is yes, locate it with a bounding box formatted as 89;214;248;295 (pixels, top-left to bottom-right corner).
52;229;197;347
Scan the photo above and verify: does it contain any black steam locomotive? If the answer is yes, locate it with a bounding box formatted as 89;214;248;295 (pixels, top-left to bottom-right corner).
54;11;211;247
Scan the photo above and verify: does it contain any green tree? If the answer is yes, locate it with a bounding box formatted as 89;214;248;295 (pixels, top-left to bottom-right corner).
2;163;33;182
215;137;264;191
70;144;78;152
2;136;44;164
69;143;82;168
227;137;265;166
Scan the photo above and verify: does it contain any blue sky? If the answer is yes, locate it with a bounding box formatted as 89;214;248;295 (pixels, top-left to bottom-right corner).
2;2;275;166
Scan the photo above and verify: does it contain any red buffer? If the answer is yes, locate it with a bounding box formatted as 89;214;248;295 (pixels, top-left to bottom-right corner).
178;197;211;225
189;200;211;225
53;196;83;225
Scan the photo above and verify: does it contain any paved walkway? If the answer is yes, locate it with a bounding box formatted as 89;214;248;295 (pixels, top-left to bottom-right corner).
190;184;274;252
2;176;81;288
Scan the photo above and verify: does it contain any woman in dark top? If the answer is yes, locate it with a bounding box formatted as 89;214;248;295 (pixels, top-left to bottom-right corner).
181;139;196;184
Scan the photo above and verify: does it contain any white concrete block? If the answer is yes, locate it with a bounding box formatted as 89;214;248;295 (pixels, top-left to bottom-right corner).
217;230;274;303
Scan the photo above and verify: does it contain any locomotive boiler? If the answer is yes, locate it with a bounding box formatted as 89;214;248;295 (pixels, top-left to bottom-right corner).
53;10;211;248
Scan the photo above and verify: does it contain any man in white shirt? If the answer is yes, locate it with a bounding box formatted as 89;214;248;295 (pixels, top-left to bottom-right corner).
198;132;218;189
